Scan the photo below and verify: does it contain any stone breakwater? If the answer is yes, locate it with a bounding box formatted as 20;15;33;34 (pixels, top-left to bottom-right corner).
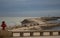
20;17;60;30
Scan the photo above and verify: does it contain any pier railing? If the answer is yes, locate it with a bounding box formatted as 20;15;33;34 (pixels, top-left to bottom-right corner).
9;30;60;37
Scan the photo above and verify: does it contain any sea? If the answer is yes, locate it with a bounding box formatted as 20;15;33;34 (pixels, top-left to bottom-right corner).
0;17;38;26
0;17;60;30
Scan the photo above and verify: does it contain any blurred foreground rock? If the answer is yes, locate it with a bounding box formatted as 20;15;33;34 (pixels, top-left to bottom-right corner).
0;30;12;38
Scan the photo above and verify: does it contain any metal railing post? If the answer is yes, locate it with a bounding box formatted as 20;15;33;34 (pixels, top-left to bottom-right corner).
40;32;43;36
58;32;60;35
30;32;33;36
20;32;24;37
50;32;53;36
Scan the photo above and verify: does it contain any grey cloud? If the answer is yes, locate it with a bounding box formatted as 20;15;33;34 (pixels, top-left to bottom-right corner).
1;0;60;6
0;0;60;8
0;0;60;17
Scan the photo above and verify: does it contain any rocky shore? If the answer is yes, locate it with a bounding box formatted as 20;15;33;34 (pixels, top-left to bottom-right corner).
7;17;60;31
20;17;60;30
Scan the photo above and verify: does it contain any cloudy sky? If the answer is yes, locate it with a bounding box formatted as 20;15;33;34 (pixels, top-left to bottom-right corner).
0;0;60;17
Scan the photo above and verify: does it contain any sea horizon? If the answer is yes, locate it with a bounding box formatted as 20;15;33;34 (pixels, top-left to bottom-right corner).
0;17;60;30
0;17;41;26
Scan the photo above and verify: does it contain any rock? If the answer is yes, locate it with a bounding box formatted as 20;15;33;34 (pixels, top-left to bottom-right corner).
0;30;12;38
